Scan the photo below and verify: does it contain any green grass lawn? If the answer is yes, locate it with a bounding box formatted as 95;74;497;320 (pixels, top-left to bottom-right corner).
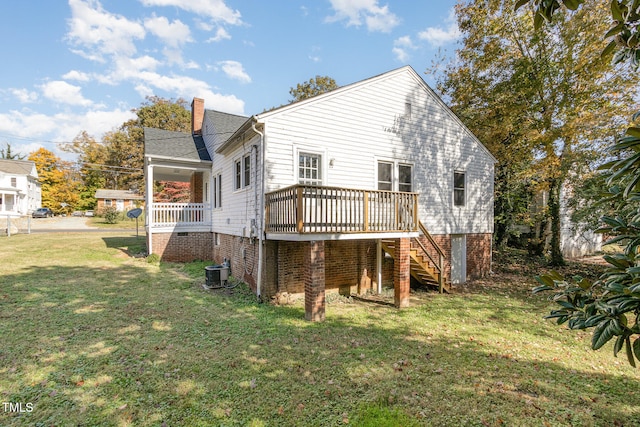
1;233;638;426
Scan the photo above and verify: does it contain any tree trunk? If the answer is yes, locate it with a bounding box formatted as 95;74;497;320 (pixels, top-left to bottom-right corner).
548;177;565;266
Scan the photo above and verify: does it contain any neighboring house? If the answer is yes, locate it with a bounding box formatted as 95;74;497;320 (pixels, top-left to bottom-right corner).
95;189;144;212
144;66;496;321
526;186;602;258
0;159;41;217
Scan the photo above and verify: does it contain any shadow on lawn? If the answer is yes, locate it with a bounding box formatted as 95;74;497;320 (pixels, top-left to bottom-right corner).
1;258;638;426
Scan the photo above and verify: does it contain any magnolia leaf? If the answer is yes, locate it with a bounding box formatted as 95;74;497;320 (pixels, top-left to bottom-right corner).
592;319;618;350
633;337;640;360
533;284;554;293
614;334;625;356
627;127;640;138
627;337;637;367
611;0;625;22
514;0;530;10
577;277;592;290
605;23;625;39
563;0;583;10
535;275;556;288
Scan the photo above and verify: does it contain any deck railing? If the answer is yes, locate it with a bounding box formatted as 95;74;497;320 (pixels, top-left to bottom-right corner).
151;203;206;227
265;185;418;234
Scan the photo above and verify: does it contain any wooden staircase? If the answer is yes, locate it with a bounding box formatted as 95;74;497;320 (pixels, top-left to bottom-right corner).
381;221;450;293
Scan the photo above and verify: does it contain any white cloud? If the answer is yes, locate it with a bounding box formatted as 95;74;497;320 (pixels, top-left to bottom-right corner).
418;9;460;47
10;88;38;103
144;15;192;48
66;0;146;61
326;0;400;33
134;71;245;114
217;60;251;83
140;0;242;25
0;107;136;157
392;35;415;62
62;70;91;82
40;81;93;107
207;27;231;43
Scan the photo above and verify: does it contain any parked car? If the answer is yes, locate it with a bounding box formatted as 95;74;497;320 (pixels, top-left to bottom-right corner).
32;208;53;218
72;211;84;217
84;210;94;217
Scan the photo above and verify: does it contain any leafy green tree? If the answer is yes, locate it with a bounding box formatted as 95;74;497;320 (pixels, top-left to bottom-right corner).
437;0;638;264
289;75;339;102
69;97;191;194
517;0;640;68
63;131;108;210
0;143;26;160
517;0;640;365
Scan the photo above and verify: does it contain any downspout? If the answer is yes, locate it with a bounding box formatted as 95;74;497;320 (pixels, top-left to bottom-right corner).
251;120;265;301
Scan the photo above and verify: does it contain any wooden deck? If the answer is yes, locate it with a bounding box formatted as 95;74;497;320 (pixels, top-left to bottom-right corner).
265;185;418;234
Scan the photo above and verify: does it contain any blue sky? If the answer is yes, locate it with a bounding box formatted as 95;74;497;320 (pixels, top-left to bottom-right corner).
0;0;460;159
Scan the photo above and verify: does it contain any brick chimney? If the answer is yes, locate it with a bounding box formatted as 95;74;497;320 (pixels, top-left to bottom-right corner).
191;97;204;135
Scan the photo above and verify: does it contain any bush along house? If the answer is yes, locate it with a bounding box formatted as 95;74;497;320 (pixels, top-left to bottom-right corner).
144;66;496;321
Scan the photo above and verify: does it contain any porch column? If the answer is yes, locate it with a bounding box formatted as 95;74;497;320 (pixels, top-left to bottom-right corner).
394;237;410;308
304;240;326;322
146;164;154;254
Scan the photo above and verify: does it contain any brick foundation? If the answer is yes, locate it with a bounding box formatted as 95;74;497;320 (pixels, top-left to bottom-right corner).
466;233;492;279
394;238;410;308
150;231;214;262
149;231;493;301
275;240;377;295
304;241;326;322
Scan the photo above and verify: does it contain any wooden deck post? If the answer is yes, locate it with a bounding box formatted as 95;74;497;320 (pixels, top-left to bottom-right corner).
296;186;304;233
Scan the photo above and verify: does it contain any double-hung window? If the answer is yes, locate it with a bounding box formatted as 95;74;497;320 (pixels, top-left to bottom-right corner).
377;161;413;192
299;152;322;185
234;154;251;190
213;174;222;208
454;171;465;206
377;162;393;191
398;164;412;192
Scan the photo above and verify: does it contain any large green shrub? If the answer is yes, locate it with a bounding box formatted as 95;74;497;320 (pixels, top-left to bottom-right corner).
535;112;640;366
101;206;119;224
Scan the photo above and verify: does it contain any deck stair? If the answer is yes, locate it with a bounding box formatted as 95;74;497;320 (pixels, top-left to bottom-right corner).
381;221;450;293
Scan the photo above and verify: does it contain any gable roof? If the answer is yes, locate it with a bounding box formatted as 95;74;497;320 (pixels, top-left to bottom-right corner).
0;159;37;176
95;189;144;200
256;65;497;163
143;127;211;162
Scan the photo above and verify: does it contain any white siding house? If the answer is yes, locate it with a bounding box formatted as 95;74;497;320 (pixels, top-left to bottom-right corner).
0;159;41;217
144;66;496;321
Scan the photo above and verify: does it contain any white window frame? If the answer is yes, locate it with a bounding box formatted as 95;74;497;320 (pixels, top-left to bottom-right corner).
233;153;251;191
377;161;394;191
454;170;466;207
376;160;413;192
398;163;413;193
297;150;324;185
213;173;222;208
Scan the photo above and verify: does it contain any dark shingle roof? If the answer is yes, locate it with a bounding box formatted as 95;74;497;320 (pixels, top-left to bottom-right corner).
143;127;211;161
205;110;249;141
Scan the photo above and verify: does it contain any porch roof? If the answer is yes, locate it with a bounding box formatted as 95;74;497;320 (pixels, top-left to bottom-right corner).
144;127;211;162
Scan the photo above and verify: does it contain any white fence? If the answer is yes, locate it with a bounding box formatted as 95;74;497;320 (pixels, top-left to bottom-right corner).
150;203;208;227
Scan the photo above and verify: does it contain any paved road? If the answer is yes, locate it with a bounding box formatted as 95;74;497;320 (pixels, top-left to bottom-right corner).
29;216;96;231
4;216;134;234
